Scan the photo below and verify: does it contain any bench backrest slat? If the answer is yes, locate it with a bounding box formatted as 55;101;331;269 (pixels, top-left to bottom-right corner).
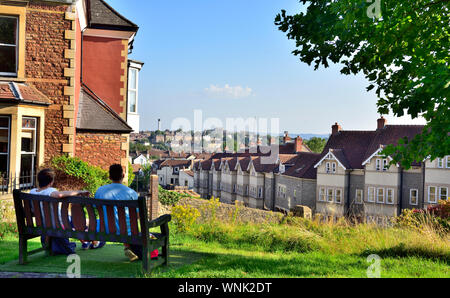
13;190;147;245
105;205;116;234
117;206;128;236
72;203;87;232
129;207;139;236
31;200;43;227
61;202;71;230
86;204;97;233
23;199;34;228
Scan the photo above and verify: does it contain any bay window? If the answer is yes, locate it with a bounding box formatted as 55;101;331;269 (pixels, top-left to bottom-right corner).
0;116;10;178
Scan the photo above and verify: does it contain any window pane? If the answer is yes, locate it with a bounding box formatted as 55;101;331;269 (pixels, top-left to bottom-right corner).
0;155;7;174
0;46;16;74
0;17;17;45
440;188;448;200
0;129;8;153
128;90;136;113
0;117;9;128
128;68;137;89
21;130;35;153
22;118;36;129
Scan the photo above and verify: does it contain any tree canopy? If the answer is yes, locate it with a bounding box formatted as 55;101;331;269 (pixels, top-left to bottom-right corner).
275;0;449;167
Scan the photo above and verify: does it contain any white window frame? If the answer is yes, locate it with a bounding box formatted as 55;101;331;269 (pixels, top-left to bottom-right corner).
428;186;437;203
326;162;331;173
410;189;418;206
355;189;363;204
446;157;450;169
439;187;448;201
386;188;394;205
0;15;19;77
327;188;334;203
377;188;385;204
335;189;342;204
383;159;389;171
368;187;376;203
0;116;11;180
319;188;326;202
128;67;139;114
258;187;263;198
331;162;337;173
437;158;444;168
376;159;382;171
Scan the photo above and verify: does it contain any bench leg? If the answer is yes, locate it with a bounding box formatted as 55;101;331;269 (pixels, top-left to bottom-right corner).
19;236;27;265
142;245;150;273
162;237;169;267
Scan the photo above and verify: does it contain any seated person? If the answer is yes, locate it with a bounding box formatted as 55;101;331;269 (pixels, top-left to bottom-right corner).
30;169;90;255
95;164;158;262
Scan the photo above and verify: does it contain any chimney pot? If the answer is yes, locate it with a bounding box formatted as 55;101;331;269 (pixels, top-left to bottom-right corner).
295;136;303;153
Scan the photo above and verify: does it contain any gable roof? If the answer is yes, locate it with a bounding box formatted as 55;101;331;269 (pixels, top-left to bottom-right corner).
76;87;133;133
87;0;139;32
160;159;191;169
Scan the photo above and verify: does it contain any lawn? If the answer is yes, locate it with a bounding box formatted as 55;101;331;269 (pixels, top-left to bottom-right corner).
0;227;448;278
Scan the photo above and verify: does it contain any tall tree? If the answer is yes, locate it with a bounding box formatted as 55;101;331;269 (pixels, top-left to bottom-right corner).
275;0;449;167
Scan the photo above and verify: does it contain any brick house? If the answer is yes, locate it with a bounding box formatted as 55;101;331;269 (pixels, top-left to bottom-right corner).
0;0;141;191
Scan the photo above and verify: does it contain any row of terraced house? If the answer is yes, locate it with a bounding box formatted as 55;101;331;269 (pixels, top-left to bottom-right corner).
193;118;450;223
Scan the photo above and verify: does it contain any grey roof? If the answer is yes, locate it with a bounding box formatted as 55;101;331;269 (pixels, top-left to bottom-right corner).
87;0;139;32
76;87;133;133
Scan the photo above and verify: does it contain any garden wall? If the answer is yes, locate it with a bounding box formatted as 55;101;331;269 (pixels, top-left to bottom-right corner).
159;197;284;225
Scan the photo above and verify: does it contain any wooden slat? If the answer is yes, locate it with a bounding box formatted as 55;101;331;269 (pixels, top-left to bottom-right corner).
129;207;139;236
105;206;116;234
117;207;127;235
96;205;106;233
41;202;52;229
22;200;34;228
61;202;71;231
71;204;86;232
86;205;97;233
51;202;61;229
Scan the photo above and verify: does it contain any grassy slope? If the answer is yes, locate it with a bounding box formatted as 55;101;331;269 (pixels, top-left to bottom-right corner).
0;222;448;278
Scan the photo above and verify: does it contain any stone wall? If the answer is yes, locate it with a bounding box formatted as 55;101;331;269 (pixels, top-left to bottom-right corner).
159;197;284;225
75;132;127;171
26;2;73;162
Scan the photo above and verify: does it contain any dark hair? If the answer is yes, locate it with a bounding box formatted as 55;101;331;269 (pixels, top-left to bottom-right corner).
109;164;124;181
37;169;55;188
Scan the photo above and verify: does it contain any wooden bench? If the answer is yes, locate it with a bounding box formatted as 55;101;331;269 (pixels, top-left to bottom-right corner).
12;190;171;273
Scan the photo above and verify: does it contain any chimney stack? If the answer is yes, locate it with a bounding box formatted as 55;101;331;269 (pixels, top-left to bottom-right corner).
294;136;303;153
283;131;291;144
377;116;387;130
332;123;342;135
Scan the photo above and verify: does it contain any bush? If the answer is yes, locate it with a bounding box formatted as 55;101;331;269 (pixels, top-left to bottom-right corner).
172;204;200;232
0;222;17;239
158;186;188;206
0;200;16;223
50;156;110;195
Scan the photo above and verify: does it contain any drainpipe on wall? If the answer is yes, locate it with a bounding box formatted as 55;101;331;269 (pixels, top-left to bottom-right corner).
346;170;352;218
399;167;404;216
421;163;426;210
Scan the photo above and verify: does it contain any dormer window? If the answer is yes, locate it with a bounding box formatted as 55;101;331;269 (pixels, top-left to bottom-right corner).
326;162;331;173
0;16;18;77
437;158;444;168
383;159;389;171
376;159;382;171
331;162;336;173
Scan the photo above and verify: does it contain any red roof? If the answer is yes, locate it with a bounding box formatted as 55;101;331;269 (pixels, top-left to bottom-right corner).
0;82;50;105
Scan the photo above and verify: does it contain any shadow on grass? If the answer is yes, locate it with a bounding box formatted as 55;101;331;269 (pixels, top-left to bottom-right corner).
0;239;206;278
358;243;450;265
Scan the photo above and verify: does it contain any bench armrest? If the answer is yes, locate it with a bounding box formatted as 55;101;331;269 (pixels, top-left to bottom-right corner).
148;214;172;228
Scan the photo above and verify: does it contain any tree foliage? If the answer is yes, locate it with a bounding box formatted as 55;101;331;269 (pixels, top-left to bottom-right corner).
275;0;449;167
305;137;328;153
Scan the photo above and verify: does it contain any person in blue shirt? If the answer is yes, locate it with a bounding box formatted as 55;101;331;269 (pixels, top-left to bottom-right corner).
95;164;140;262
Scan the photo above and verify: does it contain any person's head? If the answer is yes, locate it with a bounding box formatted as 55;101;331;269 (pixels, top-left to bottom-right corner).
37;169;55;188
109;164;125;183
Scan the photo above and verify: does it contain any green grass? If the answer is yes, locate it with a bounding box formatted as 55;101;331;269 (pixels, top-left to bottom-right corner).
0;226;448;278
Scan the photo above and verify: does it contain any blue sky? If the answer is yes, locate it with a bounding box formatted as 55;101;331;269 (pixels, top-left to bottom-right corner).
109;0;426;134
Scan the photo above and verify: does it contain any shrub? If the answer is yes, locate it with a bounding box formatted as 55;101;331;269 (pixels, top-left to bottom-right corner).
394;203;449;235
158;186;188;206
50;156;110;195
172;204;200;232
0;200;16;223
198;197;221;224
0;222;17;239
128;162;135;187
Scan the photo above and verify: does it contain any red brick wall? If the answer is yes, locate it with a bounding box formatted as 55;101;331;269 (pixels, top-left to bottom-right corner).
25;3;72;162
75;132;127;171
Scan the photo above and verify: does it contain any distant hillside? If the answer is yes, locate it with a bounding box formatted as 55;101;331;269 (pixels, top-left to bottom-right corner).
284;133;330;140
